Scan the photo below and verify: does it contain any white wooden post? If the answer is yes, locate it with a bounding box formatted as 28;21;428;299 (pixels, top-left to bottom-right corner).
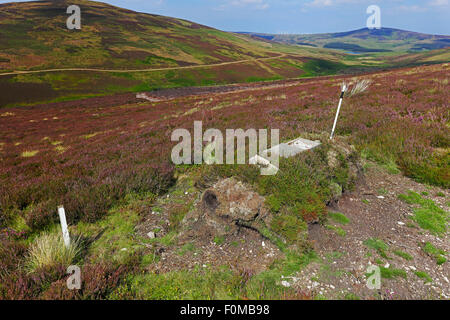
58;206;71;248
330;84;347;140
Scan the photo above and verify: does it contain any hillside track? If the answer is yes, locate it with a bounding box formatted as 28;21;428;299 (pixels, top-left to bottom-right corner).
0;54;289;77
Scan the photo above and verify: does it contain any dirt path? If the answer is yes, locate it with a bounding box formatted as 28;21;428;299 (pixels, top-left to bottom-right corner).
0;53;288;76
293;164;449;300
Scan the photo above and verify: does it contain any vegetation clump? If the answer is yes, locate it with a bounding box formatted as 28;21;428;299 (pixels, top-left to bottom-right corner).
26;232;83;273
398;191;448;236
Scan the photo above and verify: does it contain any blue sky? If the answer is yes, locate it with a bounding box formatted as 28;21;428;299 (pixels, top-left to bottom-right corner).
3;0;450;34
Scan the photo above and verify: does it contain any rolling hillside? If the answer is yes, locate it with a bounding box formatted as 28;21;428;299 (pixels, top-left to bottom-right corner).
0;0;280;71
242;28;450;53
0;1;448;107
0;0;354;106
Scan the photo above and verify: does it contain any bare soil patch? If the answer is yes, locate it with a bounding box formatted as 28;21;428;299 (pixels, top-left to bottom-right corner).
294;164;449;300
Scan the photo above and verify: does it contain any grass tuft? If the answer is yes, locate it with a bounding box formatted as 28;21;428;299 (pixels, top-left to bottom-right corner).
21;150;39;158
414;271;432;283
328;212;350;225
392;249;413;261
364;238;389;259
398;191;448;236
26;232;82;273
422;242;447;265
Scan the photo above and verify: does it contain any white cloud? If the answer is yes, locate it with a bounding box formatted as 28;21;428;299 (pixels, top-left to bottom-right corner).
395;5;427;12
305;0;362;7
220;0;270;10
307;0;333;6
428;0;449;6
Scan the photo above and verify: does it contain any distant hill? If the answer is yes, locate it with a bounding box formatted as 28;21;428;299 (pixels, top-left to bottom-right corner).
0;2;448;107
0;0;281;71
241;28;450;53
0;0;352;106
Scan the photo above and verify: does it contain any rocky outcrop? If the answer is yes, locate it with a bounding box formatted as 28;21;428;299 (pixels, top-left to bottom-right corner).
179;178;272;242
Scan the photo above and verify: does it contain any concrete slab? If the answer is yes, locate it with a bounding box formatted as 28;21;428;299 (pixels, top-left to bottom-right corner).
260;137;322;159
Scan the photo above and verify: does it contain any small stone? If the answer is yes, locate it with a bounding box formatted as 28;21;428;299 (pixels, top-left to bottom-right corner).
409;266;416;271
147;232;156;239
281;281;291;288
121;248;127;251
377;196;385;199
384;263;390;268
398;221;405;226
262;241;266;247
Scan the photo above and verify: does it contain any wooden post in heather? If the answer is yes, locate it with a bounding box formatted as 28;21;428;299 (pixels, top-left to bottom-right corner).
58;206;71;248
330;83;347;140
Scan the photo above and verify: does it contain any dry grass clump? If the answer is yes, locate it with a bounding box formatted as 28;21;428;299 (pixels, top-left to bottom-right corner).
348;79;371;97
21;150;39;158
26;232;82;273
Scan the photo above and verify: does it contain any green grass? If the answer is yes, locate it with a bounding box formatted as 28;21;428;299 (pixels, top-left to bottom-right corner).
168;203;192;232
326;225;347;237
324;251;344;263
271;214;307;243
414;271;432;283
380;267;407;280
213;236;225;246
116;249;318;300
422;242;447;265
122;266;240;300
382;160;401;175
398;191;448;236
301;59;347;77
141;253;160;267
363;238;390;259
344;293;361;300
75;192;156;265
328;212;350;225
177;242;197;256
393;249;413;261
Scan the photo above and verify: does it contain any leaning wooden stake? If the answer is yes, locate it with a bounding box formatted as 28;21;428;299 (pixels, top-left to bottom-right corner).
330;83;348;140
